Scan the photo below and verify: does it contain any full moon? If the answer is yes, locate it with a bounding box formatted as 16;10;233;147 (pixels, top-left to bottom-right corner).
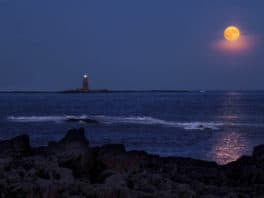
224;26;240;41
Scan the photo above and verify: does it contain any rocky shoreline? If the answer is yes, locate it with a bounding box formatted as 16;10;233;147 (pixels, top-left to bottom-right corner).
0;128;264;198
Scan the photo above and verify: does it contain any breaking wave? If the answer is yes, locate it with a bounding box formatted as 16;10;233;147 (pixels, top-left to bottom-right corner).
7;115;224;130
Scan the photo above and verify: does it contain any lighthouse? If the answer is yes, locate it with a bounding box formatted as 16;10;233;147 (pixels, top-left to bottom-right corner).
82;74;89;91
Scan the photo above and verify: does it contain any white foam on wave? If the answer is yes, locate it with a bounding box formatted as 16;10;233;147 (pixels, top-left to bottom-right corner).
8;116;64;122
94;115;224;130
7;115;87;123
7;115;225;130
177;122;223;130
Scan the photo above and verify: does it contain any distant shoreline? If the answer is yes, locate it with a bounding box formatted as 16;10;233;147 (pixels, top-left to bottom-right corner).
0;90;191;94
0;90;263;94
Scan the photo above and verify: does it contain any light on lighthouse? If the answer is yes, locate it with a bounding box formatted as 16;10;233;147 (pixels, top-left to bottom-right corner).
82;74;89;91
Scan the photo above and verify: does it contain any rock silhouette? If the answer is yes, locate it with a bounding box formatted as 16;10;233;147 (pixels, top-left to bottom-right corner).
0;128;264;197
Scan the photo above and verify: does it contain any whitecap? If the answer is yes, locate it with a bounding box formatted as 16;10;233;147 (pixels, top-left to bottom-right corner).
7;115;224;130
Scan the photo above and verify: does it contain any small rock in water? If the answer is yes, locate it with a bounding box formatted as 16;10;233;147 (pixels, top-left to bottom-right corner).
66;118;99;124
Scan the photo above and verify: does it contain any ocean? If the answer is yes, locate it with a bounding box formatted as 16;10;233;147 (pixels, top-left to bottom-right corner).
1;91;264;164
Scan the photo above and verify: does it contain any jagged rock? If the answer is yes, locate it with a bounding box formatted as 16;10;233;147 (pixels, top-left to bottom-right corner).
47;128;90;160
47;128;93;177
253;144;264;161
90;185;131;198
48;127;89;150
59;127;89;146
104;173;127;187
0;134;31;157
98;144;126;155
175;183;196;198
97;147;149;173
0;128;264;197
97;169;117;182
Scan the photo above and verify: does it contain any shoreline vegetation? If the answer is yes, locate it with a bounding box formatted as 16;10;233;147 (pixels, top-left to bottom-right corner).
0;128;264;197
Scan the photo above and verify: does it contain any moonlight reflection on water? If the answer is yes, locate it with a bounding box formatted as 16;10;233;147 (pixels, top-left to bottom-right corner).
211;92;248;164
213;131;248;164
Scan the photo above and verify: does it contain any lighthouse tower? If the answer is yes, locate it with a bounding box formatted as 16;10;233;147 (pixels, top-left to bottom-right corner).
82;74;89;92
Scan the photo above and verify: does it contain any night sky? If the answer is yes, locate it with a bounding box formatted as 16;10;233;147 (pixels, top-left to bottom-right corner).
0;0;263;91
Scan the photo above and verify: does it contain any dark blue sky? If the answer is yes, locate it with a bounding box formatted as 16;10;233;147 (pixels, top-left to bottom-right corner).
0;0;263;90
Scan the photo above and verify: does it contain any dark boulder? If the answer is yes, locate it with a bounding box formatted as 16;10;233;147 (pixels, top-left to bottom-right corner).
253;144;264;161
0;134;31;157
98;144;126;155
48;127;89;151
47;128;93;177
59;127;89;146
96;146;150;173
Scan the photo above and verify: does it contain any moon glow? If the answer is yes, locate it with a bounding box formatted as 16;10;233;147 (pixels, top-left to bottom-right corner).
224;26;240;41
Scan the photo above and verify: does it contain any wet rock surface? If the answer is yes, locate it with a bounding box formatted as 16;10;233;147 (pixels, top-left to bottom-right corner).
0;128;264;197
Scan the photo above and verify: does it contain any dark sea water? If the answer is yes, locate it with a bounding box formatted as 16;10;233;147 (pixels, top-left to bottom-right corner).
1;91;264;164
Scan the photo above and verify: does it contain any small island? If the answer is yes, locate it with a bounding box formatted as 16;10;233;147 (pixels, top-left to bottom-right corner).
59;74;190;94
